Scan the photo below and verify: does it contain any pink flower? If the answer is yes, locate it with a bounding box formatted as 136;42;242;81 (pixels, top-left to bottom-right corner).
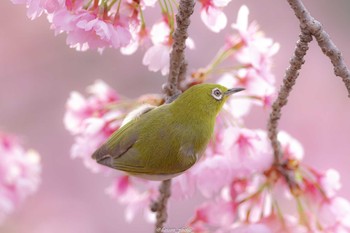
0;133;41;223
230;6;279;85
142;18;195;75
11;0;64;19
51;9;131;51
200;6;227;33
192;155;233;198
64;80;119;135
220;128;273;177
143;44;171;76
121;25;149;55
229;223;272;233
105;176;158;222
171;173;196;199
278;131;304;162
64;80;125;173
318;197;350;232
216;6;279;114
199;0;231;32
190;199;236;230
142;21;171;75
319;169;341;198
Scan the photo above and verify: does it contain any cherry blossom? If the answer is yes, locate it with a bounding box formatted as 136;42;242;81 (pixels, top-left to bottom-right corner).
51;8;131;51
105;175;158;222
11;0;64;19
199;0;232;32
143;44;171;76
200;6;227;33
230;6;280;84
0;132;41;223
64;80;126;173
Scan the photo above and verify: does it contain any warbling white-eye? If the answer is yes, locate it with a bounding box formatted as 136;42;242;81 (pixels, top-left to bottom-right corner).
92;83;244;181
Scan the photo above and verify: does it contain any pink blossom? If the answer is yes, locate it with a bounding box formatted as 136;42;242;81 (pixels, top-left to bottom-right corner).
217;9;279;115
142;37;195;75
64;80;124;173
220;128;273;177
142;0;158;7
319;169;341;198
200;6;227;33
149;21;170;45
190;199;236;230
11;0;64;19
171;173;196;199
212;0;231;7
70;114;120;173
121;25;149;55
64;80;119;135
278;131;304;162
229;223;272;233
228;5;279;85
51;9;131;51
142;20;172;75
318;197;350;232
105;176;158;222
199;0;231;33
0;133;41;223
192;155;233;198
143;44;171;75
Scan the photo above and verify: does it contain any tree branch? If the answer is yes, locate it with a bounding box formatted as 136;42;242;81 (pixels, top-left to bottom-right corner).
287;0;350;97
268;0;350;190
267;30;312;164
152;0;195;232
162;0;195;103
151;179;172;233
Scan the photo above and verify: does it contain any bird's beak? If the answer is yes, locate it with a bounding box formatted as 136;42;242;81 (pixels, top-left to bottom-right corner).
224;87;245;96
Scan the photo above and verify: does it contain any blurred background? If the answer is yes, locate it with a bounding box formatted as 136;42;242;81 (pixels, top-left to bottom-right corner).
1;0;350;232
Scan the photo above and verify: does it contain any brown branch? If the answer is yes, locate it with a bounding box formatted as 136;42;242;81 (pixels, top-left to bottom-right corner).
269;0;350;164
267;30;312;164
177;61;188;91
151;179;172;233
268;0;350;191
287;0;350;97
152;0;195;232
162;0;195;103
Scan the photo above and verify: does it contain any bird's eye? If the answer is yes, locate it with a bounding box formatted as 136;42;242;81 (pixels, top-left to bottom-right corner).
211;88;223;100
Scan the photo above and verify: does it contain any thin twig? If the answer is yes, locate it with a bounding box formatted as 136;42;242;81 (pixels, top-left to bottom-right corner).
267;30;312;164
151;179;172;232
162;0;195;103
287;0;350;97
268;0;350;190
152;0;195;232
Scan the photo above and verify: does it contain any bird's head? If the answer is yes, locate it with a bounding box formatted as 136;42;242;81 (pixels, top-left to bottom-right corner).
173;83;244;116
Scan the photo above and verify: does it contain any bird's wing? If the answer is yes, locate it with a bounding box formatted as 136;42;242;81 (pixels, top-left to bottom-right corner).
91;105;156;171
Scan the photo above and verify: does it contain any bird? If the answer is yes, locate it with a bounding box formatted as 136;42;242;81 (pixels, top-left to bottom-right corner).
91;83;244;181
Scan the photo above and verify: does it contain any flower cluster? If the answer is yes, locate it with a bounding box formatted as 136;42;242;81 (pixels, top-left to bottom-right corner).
64;80;125;173
11;0;232;75
0;132;41;223
188;5;279;119
188;132;350;232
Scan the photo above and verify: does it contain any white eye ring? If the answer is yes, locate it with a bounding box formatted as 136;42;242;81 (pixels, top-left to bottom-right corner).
211;88;223;100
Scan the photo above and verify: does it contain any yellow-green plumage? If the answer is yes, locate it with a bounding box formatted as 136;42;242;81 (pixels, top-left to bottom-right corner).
92;83;243;181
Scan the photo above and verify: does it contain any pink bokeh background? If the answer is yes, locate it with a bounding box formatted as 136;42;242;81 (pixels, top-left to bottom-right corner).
1;0;350;232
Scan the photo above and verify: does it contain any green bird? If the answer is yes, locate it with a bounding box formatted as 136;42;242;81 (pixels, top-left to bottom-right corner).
92;83;244;181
